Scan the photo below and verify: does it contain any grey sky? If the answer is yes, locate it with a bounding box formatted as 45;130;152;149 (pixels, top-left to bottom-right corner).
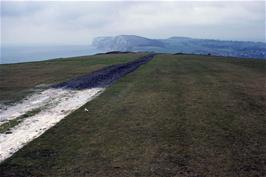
1;1;265;46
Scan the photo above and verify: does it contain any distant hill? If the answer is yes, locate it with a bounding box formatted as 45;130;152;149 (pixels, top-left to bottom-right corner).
92;35;266;59
92;35;164;51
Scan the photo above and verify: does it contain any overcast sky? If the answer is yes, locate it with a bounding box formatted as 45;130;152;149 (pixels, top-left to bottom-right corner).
1;1;265;46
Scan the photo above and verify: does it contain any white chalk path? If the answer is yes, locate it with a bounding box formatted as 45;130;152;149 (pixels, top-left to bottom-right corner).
0;87;104;162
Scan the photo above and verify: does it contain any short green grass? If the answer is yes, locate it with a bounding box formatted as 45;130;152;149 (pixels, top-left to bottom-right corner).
0;54;266;177
0;53;146;104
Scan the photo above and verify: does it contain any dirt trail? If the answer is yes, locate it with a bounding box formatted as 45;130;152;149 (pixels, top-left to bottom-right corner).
53;54;155;89
0;54;155;162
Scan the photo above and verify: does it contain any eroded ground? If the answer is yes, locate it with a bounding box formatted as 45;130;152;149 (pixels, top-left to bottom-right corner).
0;54;154;162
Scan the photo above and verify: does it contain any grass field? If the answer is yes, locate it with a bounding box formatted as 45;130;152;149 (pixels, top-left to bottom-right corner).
0;54;266;177
0;53;146;104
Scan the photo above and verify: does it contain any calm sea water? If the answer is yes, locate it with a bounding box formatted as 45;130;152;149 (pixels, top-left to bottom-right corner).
0;45;101;64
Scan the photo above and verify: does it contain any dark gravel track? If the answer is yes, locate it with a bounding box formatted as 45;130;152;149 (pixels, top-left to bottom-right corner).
52;54;155;90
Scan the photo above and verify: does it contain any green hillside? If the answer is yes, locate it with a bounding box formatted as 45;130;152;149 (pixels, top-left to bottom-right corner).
1;54;266;177
0;53;146;104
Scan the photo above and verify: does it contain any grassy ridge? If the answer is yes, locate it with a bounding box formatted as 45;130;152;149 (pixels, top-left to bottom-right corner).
1;54;266;177
0;53;146;104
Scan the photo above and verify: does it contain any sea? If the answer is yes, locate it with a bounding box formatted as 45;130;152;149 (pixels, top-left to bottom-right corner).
0;45;101;64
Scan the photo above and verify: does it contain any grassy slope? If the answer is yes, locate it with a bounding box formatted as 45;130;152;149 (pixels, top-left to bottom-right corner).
0;53;146;104
1;54;266;177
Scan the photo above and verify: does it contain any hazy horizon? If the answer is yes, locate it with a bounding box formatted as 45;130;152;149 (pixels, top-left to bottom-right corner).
1;1;265;47
2;34;266;48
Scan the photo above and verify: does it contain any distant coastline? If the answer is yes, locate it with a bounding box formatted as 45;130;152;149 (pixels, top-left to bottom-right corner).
0;45;100;64
1;35;266;64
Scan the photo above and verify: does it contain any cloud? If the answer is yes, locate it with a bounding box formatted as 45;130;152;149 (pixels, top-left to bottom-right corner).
1;1;265;46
